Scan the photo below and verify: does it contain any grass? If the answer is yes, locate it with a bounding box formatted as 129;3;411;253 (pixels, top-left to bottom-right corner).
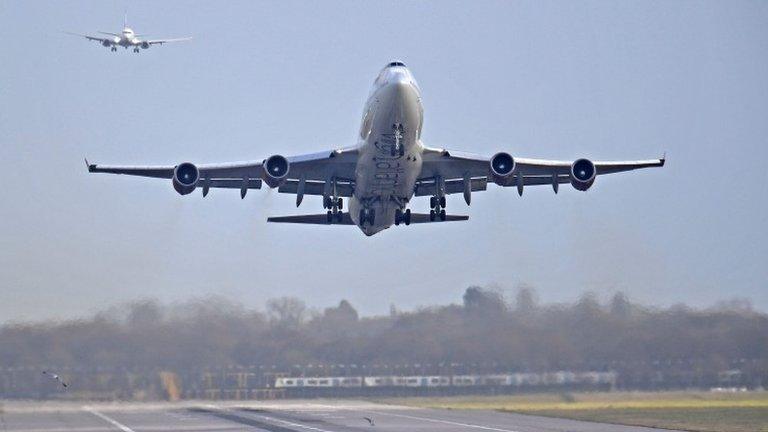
380;391;768;432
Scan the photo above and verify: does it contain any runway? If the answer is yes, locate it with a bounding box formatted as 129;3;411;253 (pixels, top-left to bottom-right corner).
0;400;676;432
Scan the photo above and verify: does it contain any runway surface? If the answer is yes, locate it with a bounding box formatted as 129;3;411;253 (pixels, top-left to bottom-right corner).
0;399;677;432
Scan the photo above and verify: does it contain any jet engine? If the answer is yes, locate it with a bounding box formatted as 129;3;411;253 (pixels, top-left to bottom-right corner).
489;152;515;185
172;162;200;195
141;41;150;49
570;158;596;191
262;155;290;188
102;40;112;47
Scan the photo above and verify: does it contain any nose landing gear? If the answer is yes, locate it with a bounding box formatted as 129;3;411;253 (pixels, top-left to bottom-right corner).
390;123;406;157
359;208;375;226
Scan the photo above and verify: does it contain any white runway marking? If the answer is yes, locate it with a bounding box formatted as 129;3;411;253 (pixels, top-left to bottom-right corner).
248;413;338;432
367;410;521;432
84;409;135;432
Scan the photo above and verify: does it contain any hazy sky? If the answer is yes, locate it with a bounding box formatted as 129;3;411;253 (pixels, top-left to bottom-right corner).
1;1;766;323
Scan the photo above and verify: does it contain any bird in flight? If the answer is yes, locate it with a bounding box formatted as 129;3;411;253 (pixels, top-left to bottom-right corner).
42;371;68;388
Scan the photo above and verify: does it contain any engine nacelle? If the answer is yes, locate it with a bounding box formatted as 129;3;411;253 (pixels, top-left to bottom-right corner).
102;40;112;47
489;152;516;185
141;41;150;49
172;162;200;195
570;158;596;191
262;155;290;188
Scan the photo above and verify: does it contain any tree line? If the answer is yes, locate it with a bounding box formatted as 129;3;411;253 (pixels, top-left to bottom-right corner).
1;287;766;389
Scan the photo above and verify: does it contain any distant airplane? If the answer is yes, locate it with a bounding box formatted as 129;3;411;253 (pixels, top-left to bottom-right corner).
66;14;191;53
87;61;665;236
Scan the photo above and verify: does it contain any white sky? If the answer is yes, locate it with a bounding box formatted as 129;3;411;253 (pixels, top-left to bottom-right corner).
1;0;767;322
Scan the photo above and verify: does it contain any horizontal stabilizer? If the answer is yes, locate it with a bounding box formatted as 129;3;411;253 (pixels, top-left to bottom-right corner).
408;213;469;223
267;213;354;225
267;212;469;226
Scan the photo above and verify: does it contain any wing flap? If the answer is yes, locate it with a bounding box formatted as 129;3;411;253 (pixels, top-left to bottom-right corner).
415;177;487;197
277;179;354;197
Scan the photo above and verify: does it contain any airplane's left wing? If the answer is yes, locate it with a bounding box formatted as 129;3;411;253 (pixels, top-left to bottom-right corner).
86;147;358;198
145;37;193;46
419;147;664;200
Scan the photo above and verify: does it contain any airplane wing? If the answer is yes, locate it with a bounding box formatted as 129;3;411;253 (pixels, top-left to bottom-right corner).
419;147;664;199
65;32;112;44
97;31;121;37
145;37;193;45
86;147;359;198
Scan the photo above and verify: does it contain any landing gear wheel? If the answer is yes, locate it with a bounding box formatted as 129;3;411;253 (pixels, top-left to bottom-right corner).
336;212;343;223
430;196;437;208
327;211;333;223
439;209;447;221
337;197;343;210
395;209;403;226
404;209;411;225
429;210;436;221
323;196;332;209
440;196;446;208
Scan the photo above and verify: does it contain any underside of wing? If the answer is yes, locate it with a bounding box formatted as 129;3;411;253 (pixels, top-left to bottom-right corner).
147;37;193;45
86;146;359;199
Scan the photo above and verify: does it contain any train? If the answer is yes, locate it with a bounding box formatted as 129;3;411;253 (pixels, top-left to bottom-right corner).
275;371;616;389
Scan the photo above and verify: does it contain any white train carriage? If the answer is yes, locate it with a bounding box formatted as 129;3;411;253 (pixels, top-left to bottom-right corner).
451;375;483;386
275;376;362;388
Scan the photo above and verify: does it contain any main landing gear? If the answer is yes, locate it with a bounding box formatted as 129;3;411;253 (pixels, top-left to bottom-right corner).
133;48;140;53
324;196;344;223
429;195;447;221
394;208;411;226
110;47;117;52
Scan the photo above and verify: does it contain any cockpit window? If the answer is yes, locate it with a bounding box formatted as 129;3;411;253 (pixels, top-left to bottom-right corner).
387;61;406;67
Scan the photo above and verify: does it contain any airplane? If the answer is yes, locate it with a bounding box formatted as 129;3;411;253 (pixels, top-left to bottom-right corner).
66;14;191;53
87;61;665;236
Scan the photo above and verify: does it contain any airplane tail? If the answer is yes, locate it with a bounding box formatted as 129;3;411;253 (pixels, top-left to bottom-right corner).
124;10;128;28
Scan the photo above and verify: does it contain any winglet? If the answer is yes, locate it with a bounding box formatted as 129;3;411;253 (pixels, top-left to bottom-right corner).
85;158;95;172
660;152;666;167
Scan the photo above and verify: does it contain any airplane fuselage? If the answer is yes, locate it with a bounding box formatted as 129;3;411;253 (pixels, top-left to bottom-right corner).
349;63;424;236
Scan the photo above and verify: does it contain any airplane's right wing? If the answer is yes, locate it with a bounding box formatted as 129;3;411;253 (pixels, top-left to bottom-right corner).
86;146;359;199
65;32;113;44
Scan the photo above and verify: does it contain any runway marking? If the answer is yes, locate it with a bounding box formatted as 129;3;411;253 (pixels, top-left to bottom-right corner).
84;409;135;432
366;410;521;432
249;413;338;432
193;407;340;432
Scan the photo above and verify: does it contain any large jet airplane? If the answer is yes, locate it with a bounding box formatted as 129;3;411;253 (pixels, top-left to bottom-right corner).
87;61;665;236
67;15;191;53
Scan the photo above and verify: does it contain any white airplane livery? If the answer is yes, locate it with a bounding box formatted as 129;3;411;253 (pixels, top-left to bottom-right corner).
87;61;665;236
67;15;191;53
